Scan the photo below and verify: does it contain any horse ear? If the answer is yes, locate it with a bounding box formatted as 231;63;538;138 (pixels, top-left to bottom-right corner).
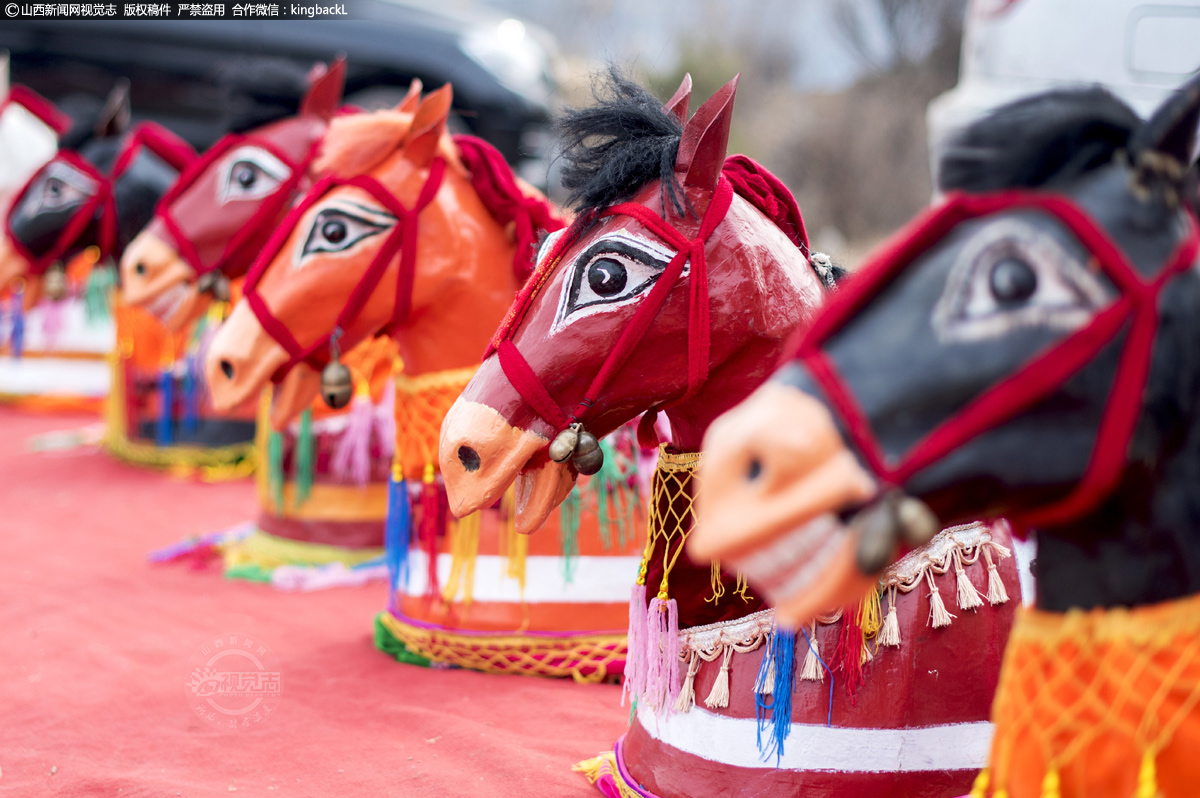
398;78;423;114
300;55;346;121
663;73;692;125
404;83;452;168
1132;72;1200;168
675;74;738;191
313;112;410;178
95;78;132;138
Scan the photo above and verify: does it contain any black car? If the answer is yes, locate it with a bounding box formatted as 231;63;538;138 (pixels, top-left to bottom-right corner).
0;1;560;186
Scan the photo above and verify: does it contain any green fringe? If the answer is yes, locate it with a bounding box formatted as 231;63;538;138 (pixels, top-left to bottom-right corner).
559;487;581;583
373;614;432;667
267;429;284;513
224;563;273;583
588;437;641;550
83;265;116;325
293;409;314;507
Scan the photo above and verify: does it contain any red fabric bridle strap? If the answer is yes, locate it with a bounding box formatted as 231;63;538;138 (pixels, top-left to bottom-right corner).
242;158;446;380
796;190;1200;529
496;177;734;434
6;122;195;274
153;132;322;279
2;85;70;135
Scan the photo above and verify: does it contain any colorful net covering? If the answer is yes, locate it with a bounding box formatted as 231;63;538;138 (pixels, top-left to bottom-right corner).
393;366;476;480
972;592;1200;798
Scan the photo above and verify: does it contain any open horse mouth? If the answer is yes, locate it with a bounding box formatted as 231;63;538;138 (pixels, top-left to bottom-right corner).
119;232;204;332
439;398;576;533
692;381;880;627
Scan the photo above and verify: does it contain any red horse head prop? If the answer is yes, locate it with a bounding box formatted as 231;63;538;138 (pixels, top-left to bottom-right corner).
119;58;348;332
439;72;830;535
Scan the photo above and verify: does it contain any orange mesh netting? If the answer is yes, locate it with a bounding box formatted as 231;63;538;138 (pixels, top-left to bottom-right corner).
376;610;626;683
972;592;1200;798
392;366;476;480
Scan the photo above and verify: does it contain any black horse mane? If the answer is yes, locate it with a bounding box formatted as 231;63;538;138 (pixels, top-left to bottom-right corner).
557;67;689;217
939;87;1142;193
215;57;312;134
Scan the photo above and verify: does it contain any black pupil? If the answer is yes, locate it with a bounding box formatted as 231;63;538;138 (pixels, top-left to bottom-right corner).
989;257;1037;304
587;258;627;297
322;219;348;244
47;179;61;196
234;164;257;188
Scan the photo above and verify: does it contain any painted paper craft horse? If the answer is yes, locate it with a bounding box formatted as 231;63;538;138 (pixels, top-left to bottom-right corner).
120;58;348;333
694;76;1200;798
439;70;1020;797
0;54;65;219
204;86;643;678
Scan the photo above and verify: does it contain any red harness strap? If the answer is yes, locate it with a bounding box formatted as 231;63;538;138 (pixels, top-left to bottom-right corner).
2;85;70;135
153;133;322;279
242;158;446;381
796;190;1200;529
493;177;734;436
5;123;195;275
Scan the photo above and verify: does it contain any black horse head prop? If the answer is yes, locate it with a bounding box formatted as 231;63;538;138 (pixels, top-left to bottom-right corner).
694;73;1200;620
2;80;194;288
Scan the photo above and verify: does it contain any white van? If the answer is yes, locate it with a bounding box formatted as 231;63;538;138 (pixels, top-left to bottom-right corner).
928;0;1200;182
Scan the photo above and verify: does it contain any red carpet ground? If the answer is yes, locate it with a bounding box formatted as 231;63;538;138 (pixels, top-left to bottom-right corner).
0;406;626;797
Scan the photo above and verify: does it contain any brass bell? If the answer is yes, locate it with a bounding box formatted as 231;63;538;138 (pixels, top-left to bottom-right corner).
571;430;604;476
896;496;939;548
197;271;231;303
549;424;580;463
43;266;67;302
850;498;899;575
320;359;353;409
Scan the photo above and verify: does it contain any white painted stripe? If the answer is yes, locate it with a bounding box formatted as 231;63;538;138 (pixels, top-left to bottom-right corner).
636;702;993;773
0;357;111;397
402;551;641;604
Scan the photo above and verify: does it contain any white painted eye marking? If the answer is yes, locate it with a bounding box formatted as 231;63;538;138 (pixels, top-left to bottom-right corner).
551;230;680;334
933;217;1112;343
217;146;291;203
535;228;566;266
292;198;396;267
28;161;96;213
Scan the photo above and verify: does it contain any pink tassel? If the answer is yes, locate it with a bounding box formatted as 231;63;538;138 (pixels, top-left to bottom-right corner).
644;596;680;712
623;583;648;706
41;300;65;350
374;378;395;463
331;394;374;485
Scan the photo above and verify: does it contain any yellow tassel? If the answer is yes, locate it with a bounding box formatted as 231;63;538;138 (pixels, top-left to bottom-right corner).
927;569;955;628
704;647;733;708
735;569;754;602
970;768;990;798
674;651;699;712
572;755;607;783
1137;751;1159;798
572;752;641;798
498;484;527;598
705;559;726;604
1040;769;1060;798
800;621;823;681
441;511;480;607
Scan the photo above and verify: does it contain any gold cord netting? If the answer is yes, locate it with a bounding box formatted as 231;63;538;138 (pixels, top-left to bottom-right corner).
973;593;1200;798
393;365;476;480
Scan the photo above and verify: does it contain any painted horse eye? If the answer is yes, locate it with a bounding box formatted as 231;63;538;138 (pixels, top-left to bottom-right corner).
298;205;394;261
588;258;627;296
30;169;90;213
989;258;1037;304
552;231;679;333
218;146;291;202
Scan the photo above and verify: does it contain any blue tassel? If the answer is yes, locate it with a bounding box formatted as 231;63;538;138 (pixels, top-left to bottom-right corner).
384;468;411;609
10;291;24;359
181;356;199;438
156;364;174;447
755;627;797;764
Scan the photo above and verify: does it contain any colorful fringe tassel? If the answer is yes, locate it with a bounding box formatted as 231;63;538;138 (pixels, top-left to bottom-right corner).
9;289;23;358
756;627;797;763
84;264;115;325
559;487;581;583
293;409;314;506
155;364;174;446
384;465;411;602
267;429;285;513
331;392;374;486
623;582;648;706
643;595;680;712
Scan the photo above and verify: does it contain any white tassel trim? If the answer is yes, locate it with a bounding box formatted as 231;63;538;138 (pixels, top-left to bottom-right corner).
954;549;984;611
800;622;823;682
703;647;733;708
878;587;901;647
927;570;955;628
984;546;1010;605
673;651;699;713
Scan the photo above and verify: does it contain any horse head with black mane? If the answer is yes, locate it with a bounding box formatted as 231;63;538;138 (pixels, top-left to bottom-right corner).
696;75;1200;798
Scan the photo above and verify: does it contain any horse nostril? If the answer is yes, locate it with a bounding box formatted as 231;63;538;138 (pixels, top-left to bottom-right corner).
458;446;481;472
135;262;146;276
219;359;234;380
746;458;762;481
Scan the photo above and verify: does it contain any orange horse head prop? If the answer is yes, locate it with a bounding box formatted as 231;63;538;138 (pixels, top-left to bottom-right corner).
205;85;564;455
